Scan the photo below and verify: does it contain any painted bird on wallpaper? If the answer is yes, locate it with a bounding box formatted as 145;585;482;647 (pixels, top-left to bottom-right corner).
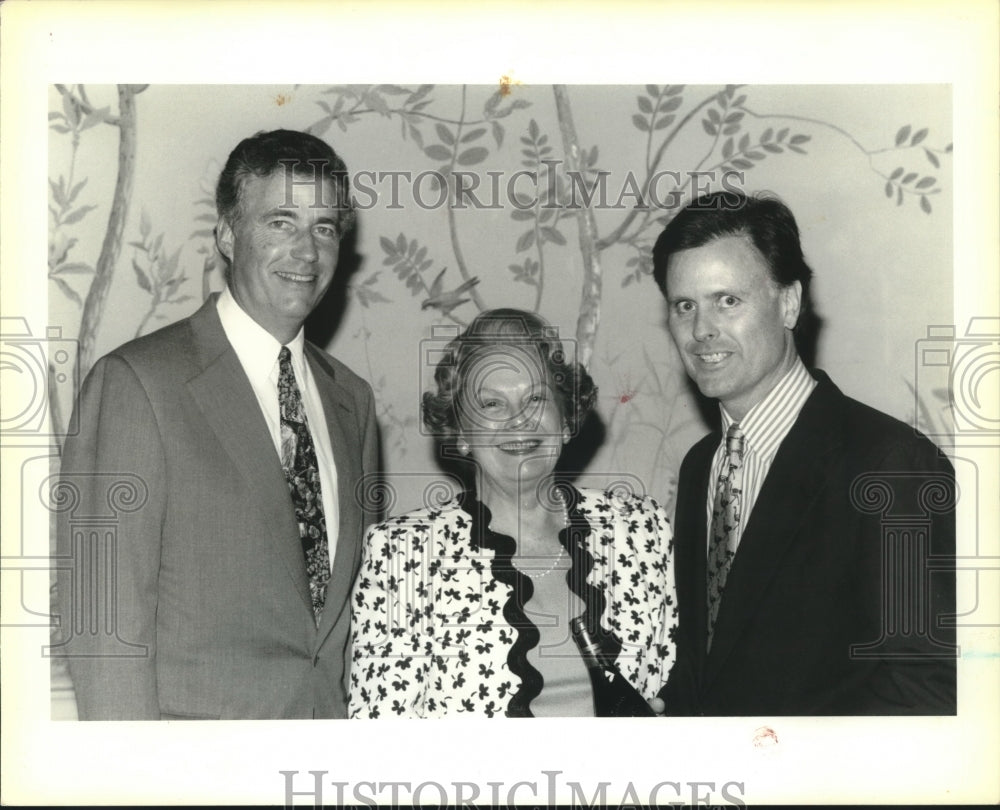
421;267;480;317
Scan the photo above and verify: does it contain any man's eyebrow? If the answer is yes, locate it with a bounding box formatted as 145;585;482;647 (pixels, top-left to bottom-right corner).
262;207;337;225
262;206;298;218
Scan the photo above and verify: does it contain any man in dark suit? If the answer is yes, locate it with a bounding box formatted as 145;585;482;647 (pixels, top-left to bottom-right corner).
652;190;956;715
54;129;379;719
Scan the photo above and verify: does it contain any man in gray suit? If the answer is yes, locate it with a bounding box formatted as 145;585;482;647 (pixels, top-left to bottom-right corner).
55;129;379;719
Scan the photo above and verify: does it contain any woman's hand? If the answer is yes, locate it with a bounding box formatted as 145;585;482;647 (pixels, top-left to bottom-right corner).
647;696;666;716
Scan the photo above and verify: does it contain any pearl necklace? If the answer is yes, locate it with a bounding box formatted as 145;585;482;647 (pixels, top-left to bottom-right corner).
516;493;570;580
519;545;567;579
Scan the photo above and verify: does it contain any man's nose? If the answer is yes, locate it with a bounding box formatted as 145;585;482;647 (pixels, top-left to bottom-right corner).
291;230;318;262
692;309;718;341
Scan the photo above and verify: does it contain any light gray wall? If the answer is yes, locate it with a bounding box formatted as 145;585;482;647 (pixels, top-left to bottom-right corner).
48;83;953;515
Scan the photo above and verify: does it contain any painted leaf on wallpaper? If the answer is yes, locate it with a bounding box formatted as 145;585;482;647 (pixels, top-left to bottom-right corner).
457;147;488;166
46;83;954;471
353;272;393;308
51;262;93;276
435;123;455;146
423;144;451;161
51;277;83;308
62;205;98;226
508;258;539;287
132;259;152;293
661;96;683;114
541;227;566;247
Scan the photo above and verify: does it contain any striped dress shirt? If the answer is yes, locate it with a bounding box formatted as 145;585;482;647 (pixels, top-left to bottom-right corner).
705;360;817;553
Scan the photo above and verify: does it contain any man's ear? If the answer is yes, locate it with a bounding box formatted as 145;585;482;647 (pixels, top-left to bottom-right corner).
216;216;234;262
781;280;802;330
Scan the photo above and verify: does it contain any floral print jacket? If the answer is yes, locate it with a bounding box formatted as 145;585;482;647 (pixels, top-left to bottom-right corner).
348;486;677;718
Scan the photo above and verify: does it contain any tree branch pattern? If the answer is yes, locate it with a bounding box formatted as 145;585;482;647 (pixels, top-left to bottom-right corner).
48;83;952;471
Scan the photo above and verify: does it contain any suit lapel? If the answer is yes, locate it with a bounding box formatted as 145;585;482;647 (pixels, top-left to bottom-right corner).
185;297;313;613
675;436;715;684
305;346;364;643
704;376;846;685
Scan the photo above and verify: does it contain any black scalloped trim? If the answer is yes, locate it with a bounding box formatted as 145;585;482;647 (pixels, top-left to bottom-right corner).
457;491;543;718
561;484;623;666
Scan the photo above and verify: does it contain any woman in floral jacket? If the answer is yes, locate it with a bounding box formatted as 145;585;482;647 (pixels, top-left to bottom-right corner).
349;309;676;717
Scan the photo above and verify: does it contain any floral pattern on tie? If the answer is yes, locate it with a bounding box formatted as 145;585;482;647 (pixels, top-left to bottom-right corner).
278;346;330;624
707;423;744;650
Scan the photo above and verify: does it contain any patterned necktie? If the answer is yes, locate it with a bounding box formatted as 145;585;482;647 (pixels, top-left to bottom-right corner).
707;423;745;651
278;347;329;625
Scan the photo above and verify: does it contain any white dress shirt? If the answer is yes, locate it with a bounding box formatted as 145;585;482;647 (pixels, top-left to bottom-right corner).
706;358;816;554
216;286;339;567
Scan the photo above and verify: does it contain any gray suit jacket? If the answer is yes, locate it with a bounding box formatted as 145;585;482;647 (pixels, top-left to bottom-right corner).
54;295;379;719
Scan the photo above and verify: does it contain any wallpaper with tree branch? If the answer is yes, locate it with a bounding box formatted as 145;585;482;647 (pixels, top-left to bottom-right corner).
48;82;952;517
47;83;952;718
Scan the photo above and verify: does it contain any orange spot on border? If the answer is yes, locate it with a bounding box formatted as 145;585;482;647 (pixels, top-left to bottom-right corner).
752;726;779;748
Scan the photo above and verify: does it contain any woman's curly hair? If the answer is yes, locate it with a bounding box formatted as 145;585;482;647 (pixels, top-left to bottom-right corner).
422;308;597;442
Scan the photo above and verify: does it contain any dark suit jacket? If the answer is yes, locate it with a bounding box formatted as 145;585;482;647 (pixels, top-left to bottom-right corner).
662;371;956;715
54;295;379;719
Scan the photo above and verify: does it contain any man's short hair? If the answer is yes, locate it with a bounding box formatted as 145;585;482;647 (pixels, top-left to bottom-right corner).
651;190;814;325
215;128;356;235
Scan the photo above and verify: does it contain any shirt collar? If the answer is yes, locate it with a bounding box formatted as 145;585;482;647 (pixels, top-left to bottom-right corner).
720;358;815;458
216;285;306;385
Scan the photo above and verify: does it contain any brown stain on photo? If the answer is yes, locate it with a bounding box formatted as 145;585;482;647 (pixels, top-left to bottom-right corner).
275;93;292;107
499;75;522;97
